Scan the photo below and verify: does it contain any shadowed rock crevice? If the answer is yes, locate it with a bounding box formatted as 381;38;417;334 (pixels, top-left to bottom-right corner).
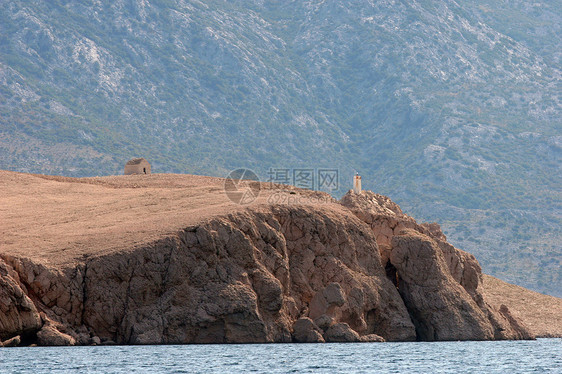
384;261;400;288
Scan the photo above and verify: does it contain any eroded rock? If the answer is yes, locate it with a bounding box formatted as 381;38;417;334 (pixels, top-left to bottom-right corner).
390;230;494;341
360;334;385;342
324;322;360;342
309;283;346;320
2;335;21;347
0;259;42;342
341;190;535;341
0;191;535;345
314;314;334;331
292;317;324;343
37;324;76;346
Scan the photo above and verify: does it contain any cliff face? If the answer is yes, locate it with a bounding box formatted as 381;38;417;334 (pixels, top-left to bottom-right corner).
0;260;42;343
1;204;416;345
0;183;534;346
341;191;532;341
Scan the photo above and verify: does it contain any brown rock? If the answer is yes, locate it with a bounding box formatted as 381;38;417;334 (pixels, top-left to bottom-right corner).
309;283;346;320
76;333;91;345
498;305;533;340
324;322;360;342
250;269;283;312
37;324;76;346
390;230;495;341
77;205;415;344
314;314;334;331
292;317;325;343
359;334;385;342
481;274;561;338
340;191;422;266
274;206;416;342
0;259;42;341
341;190;535;341
420;222;447;241
2;256;85;328
2;335;21;347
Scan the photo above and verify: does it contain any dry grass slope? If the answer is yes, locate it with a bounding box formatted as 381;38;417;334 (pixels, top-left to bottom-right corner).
0;170;331;267
482;274;562;338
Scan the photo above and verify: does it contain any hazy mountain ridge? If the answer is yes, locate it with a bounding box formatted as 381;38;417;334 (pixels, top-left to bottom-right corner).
0;0;560;295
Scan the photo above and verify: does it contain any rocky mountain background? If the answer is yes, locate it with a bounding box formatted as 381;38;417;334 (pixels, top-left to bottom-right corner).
0;1;560;296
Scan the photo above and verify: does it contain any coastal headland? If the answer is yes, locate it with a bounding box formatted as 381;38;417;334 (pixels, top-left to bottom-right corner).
1;171;560;346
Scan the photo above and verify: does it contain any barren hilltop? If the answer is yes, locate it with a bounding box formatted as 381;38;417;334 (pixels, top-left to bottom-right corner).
1;171;560;346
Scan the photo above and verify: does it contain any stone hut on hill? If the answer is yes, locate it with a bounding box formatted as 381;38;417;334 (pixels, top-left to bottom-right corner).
124;158;151;175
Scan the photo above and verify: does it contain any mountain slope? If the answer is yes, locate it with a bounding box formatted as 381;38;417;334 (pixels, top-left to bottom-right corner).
0;0;560;296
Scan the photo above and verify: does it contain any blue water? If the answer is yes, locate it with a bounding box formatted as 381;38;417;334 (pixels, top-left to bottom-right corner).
1;339;560;373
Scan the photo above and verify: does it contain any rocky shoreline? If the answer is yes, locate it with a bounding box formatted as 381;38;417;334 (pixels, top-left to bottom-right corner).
3;172;550;346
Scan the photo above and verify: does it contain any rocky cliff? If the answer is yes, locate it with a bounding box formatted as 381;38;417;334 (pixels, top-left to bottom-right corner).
0;172;540;346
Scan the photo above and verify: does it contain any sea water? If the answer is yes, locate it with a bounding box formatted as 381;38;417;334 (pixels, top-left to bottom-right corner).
0;339;560;373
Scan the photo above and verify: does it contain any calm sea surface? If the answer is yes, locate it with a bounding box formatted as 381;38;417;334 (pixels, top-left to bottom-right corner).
0;339;560;373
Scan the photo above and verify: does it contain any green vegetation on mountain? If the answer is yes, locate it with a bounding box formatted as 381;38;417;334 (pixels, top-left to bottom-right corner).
0;0;560;296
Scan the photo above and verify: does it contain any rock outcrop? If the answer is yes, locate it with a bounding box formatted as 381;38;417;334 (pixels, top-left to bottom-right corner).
36;324;76;346
292;318;324;343
0;260;42;342
0;204;418;345
323;322;361;343
2;335;21;347
0;187;536;346
390;230;494;340
341;190;533;341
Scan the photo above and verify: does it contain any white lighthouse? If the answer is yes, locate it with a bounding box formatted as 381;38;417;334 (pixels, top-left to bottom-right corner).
353;172;362;194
